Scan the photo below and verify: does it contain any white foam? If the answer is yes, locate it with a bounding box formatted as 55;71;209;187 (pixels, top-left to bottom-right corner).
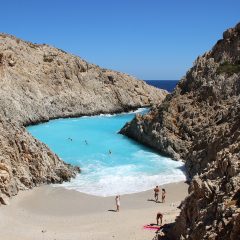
57;160;186;197
80;108;148;119
33;107;185;197
101;107;149;117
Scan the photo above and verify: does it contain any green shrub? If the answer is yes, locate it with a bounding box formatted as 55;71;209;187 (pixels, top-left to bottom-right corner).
217;61;240;75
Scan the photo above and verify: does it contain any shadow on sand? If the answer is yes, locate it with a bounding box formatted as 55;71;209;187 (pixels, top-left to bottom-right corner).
151;223;173;240
147;199;161;203
108;209;117;212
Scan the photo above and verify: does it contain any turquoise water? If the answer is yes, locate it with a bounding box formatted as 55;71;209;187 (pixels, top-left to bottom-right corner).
27;109;186;196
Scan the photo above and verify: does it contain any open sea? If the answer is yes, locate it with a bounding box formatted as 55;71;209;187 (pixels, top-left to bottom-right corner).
144;80;179;92
27;80;185;197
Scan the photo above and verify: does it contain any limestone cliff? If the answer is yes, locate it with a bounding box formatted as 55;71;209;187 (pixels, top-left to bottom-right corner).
120;23;240;239
0;34;167;205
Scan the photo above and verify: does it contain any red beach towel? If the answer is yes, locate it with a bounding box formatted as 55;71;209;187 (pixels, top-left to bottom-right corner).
143;225;161;231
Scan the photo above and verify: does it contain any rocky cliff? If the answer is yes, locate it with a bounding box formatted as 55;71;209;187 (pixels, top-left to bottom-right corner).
120;23;240;239
0;34;167;205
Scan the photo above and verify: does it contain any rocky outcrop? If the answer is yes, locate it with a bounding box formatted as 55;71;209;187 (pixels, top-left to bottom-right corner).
120;23;240;239
0;119;79;205
0;34;167;205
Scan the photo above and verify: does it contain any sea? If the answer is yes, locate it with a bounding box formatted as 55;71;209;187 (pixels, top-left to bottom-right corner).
27;80;185;197
144;80;178;92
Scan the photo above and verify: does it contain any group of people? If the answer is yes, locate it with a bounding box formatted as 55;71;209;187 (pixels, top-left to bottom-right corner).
154;186;166;226
154;185;166;203
114;186;166;226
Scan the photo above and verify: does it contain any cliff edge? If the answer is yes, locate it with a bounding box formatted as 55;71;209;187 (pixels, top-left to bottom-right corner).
120;23;240;239
0;34;167;205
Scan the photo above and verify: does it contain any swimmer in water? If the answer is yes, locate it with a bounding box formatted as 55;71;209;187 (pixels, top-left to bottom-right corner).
85;140;88;145
109;150;112;154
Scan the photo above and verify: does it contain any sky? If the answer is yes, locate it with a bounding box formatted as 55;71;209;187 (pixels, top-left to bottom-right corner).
0;0;239;80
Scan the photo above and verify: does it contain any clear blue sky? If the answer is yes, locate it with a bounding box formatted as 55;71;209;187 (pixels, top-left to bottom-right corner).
1;0;239;80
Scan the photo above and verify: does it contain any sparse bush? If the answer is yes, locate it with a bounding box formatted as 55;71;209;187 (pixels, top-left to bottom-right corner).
29;43;38;49
217;61;240;75
43;54;54;63
0;53;3;64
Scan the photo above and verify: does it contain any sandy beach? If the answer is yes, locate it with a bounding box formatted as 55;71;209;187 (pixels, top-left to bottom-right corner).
0;181;188;240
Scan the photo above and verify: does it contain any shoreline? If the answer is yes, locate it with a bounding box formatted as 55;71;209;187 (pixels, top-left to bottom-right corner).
24;105;151;127
0;181;188;240
58;172;187;197
27;107;186;198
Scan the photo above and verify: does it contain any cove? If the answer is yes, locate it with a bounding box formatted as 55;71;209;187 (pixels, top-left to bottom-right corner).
27;109;186;197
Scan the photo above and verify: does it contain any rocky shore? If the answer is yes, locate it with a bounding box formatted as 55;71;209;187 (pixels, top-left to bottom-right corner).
0;34;167;205
120;23;240;239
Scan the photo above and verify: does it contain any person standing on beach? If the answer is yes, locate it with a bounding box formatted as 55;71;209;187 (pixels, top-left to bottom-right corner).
115;195;120;212
154;186;160;202
156;212;163;225
162;188;166;203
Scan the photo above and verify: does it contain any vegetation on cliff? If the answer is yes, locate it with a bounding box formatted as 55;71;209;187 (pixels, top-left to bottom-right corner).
217;61;240;75
121;22;240;239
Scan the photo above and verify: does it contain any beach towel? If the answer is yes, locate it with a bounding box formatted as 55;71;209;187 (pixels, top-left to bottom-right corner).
143;225;161;231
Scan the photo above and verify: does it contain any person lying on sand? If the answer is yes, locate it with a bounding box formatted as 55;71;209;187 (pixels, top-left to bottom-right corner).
154;186;160;202
156;212;163;226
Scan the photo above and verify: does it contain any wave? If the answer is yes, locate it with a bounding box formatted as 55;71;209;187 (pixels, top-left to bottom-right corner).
57;160;186;197
29;106;185;197
79;107;149;118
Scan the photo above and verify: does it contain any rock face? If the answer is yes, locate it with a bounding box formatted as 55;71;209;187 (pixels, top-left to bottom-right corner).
120;23;240;239
0;34;167;205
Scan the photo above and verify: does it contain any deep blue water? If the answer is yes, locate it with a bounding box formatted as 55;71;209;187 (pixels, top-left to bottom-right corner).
144;80;179;92
28;108;186;197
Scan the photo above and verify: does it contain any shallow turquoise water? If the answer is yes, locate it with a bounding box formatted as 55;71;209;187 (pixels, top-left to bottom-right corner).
27;109;186;196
